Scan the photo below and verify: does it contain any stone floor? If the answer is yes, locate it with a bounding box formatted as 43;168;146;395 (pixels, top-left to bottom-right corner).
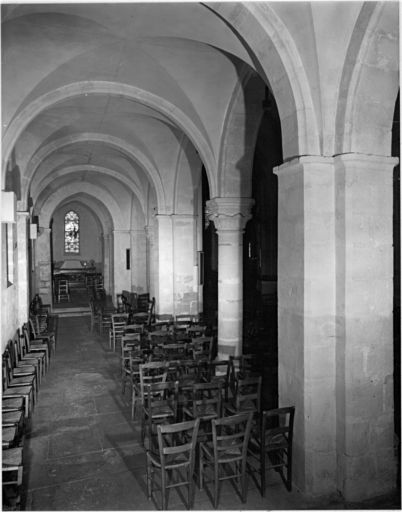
20;315;400;511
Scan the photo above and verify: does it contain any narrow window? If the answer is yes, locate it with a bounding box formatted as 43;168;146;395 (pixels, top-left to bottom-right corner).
64;210;80;253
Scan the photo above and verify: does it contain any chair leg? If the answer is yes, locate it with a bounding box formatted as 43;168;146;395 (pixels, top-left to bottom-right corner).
199;452;203;489
214;462;219;508
260;446;266;497
161;468;167;510
241;462;247;503
146;455;152;499
286;451;292;491
131;389;136;420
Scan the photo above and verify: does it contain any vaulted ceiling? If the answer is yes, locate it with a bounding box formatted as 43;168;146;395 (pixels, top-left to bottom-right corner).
2;3;264;223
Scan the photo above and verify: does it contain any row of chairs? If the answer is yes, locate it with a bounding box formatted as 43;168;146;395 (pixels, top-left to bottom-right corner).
134;362;294;509
2;317;57;509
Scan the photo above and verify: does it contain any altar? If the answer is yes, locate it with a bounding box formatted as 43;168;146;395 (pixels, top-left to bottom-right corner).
53;260;99;288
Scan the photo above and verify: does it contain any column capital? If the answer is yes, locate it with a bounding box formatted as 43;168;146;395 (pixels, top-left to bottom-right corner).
16;210;30;218
333;152;398;172
206;197;254;233
274;153;399;176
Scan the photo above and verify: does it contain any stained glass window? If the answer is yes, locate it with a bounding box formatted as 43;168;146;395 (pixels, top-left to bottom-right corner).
64;210;80;253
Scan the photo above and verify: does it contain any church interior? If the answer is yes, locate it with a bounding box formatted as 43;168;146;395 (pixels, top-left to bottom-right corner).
1;2;400;510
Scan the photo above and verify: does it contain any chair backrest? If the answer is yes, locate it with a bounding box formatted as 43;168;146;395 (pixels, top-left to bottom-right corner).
262;406;295;448
3;349;14;385
111;314;129;335
234;376;262;414
186;324;207;337
144;380;179;420
124;324;144;334
147;297;156;325
157;418;200;471
212;411;253;463
29;318;39;339
191;381;222;419
162;343;187;361
191;336;213;362
140;362;168;400
137;293;150;312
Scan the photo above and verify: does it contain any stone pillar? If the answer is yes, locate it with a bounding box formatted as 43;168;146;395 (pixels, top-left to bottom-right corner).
113;230;130;302
35;227;52;305
172;214;198;316
206;197;253;358
16;212;29;324
145;225;155;298
102;233;112;295
155;215;174;314
131;228;147;294
334;153;397;501
275;156;338;496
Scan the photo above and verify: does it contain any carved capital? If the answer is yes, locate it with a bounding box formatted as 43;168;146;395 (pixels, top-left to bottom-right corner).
206;197;254;233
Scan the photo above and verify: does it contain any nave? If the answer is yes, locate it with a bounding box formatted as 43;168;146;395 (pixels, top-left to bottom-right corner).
19;314;398;511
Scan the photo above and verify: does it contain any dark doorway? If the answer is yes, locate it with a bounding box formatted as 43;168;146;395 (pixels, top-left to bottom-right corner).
243;86;283;410
201;167;218;331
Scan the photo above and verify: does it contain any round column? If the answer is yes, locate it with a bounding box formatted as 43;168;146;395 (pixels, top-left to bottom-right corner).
206;197;253;359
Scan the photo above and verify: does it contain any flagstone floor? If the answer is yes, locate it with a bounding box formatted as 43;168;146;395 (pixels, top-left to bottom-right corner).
20;315;400;511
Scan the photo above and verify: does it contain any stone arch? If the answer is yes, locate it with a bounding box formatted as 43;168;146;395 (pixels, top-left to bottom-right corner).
2;81;217;197
206;2;321;160
39;182;125;230
173;135;201;215
31;164;146;220
336;2;399;155
24;133;163;214
217;68;265;197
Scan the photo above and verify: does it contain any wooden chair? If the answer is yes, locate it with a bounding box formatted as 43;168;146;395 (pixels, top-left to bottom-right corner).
89;298;100;332
225;375;262;417
109;313;129;351
2;447;23;509
186;324;207;338
183;381;222;440
14;331;42;385
190;336;213;362
23;323;50;370
20;325;48;375
146;418;200;510
6;340;38;398
207;360;231;402
142;381;179;447
132;361;168;420
99;305;114;335
3;351;37;404
28;318;54;360
199;411;254;508
2;410;25;446
132;296;155;326
124;323;144;335
247;406;295;495
161;343;188;361
2;361;33;418
174;314;195;333
122;350;144;397
57;279;70;302
2;396;25;413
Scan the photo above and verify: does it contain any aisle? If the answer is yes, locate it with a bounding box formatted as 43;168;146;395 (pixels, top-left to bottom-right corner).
22;316;151;511
20;315;379;511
